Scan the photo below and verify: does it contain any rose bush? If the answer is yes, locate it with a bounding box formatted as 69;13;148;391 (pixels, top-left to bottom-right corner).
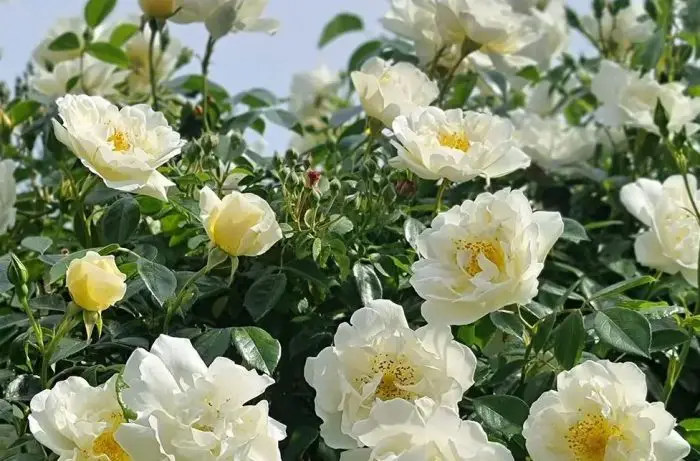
1;0;700;460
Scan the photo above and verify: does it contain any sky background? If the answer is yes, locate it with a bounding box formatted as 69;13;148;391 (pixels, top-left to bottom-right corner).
0;0;591;151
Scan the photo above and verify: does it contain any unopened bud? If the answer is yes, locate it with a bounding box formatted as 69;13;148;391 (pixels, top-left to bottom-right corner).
8;253;29;293
305;170;322;189
395;179;417;197
139;0;177;19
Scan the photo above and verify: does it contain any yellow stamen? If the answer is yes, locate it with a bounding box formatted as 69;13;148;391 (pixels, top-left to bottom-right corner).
108;131;131;152
455;239;505;276
369;353;419;401
91;413;131;461
565;413;622;461
438;131;470;152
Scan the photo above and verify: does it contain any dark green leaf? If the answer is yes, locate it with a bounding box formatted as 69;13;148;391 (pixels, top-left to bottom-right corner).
50;338;89;365
319;13;363;48
48;32;80;51
85;0;116;27
137;258;177;306
531;313;557;354
353;262;382;306
87;42;130;68
633;28;665;73
489;311;525;340
283;427;319;461
473;395;529;436
589;275;656;301
194;328;233;365
651;328;689;352
244;273;287;322
101;197;141;245
4;375;41;401
231;326;281;375
554;311;585;369
348;39;381;71
594;308;652;357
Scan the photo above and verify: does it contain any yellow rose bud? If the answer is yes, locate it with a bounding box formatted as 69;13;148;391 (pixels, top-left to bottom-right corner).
199;186;283;257
66;252;127;312
138;0;177;18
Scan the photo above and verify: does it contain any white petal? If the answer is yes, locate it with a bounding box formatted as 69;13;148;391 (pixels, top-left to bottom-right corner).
620;178;663;226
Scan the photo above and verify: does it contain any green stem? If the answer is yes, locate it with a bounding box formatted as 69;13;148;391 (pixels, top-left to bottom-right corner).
19;294;43;354
436;39;479;106
201;35;217;132
148;20;160;111
435;179;451;215
164;265;210;332
41;313;77;388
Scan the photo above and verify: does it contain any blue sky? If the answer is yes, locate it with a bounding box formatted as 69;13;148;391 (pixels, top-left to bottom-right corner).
0;0;591;151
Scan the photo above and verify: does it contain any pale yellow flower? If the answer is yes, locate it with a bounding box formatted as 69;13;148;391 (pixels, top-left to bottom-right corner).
66;251;126;312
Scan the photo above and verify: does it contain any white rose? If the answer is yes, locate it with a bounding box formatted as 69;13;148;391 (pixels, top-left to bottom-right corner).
52;95;184;201
115;335;286;461
289;65;341;123
620;174;700;287
516;0;569;70
435;0;539;56
29;376;130;461
30;57;129;104
592;60;700;135
0;160;17;236
199;186;282;257
524;360;690;461
390;107;530;183
511;109;598;171
341;398;513;461
171;0;279;37
304;300;477;449
350;57;439;127
124;26;182;95
411;188;563;325
582;2;654;55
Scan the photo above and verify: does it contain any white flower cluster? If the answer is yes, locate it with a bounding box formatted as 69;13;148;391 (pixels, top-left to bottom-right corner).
30;335;286;461
305;303;689;460
29;17;182;103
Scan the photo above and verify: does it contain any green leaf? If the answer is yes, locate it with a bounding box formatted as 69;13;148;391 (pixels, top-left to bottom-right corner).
20;237;52;255
319;13;363;48
87;42;129;68
48;32;81;51
137;258;177;306
554;311;585;369
168;75;229;101
348;40;381;72
650;328;689;352
531;313;557;354
101;197;141;245
328;216;354;235
560;218;590;243
404;217;426;251
489;311;525;340
353;262;382;306
244;273;287;322
7;100;41;126
594;308;652;357
50;338;89;365
194;328;233;365
231;326;281;375
85;0;116;28
0;254;11;293
110;23;139;47
283;427;319;461
516;65;540;82
232;88;278;108
633;28;665;73
589;275;656;301
473;395;529;436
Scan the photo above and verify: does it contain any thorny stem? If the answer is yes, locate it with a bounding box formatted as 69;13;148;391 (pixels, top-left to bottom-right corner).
201;35;217;132
148;20;160;111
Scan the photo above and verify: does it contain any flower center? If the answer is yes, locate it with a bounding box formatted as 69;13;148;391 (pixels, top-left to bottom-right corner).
438;131;470;152
455;239;505;276
565;413;622;461
108;131;131;152
91;413;130;461
369;353;419;401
